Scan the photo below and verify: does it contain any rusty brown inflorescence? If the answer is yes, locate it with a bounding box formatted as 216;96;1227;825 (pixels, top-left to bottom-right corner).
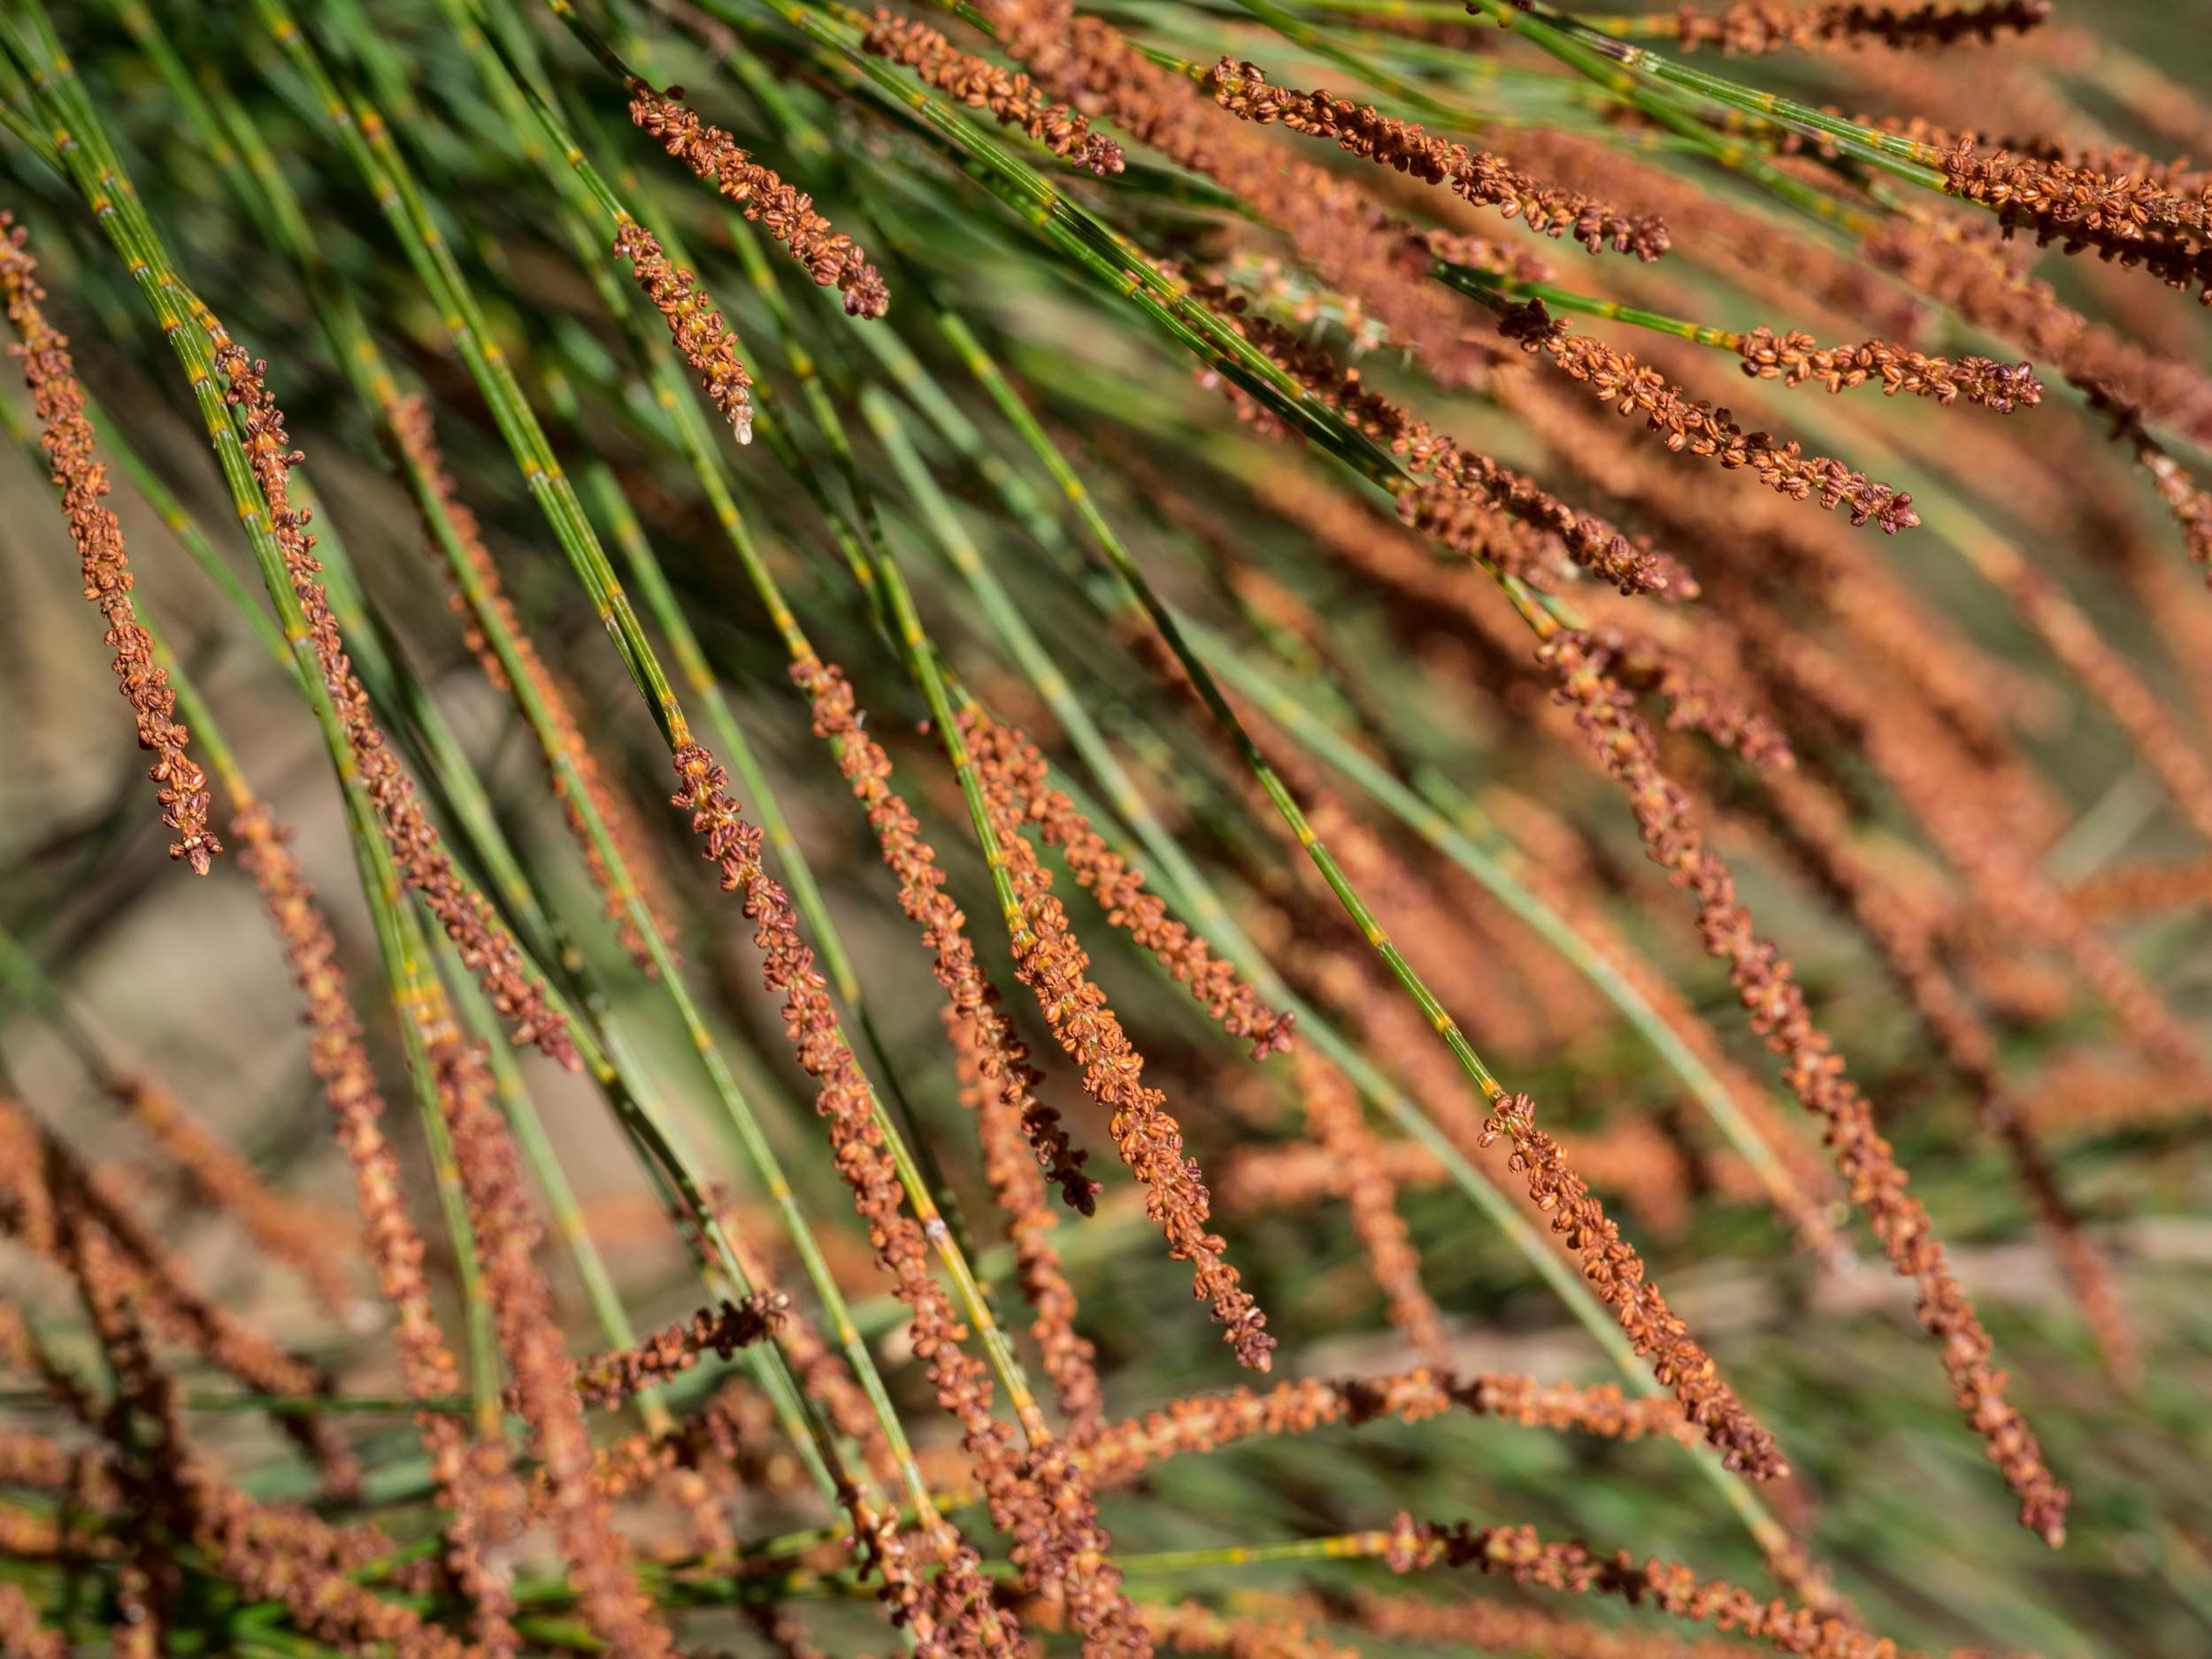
1659;0;2051;54
1498;301;1922;531
629;88;889;318
964;707;1277;1373
1543;628;2069;1545
0;216;218;875
213;345;573;1068
865;10;1124;175
1206;59;1670;259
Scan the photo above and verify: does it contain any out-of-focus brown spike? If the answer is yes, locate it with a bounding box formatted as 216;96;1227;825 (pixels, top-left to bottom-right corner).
1655;0;2051;55
1543;629;2070;1545
388;394;681;976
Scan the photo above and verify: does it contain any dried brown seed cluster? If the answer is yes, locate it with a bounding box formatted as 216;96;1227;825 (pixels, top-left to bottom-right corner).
979;0;1488;380
1940;138;2212;303
1580;624;1793;769
1206;59;1668;259
1748;759;2137;1384
974;712;1294;1059
798;664;1157;1655
228;807;520;1638
213;344;572;1067
1735;326;2040;409
1383;1516;1890;1659
557;1295;787;1410
1215;301;1686;595
0;216;217;875
666;737;1025;1658
1478;1094;1786;1477
230;805;442;1390
1079;1368;1694;1489
1659;0;2050;54
1542;627;2069;1545
628;88;888;318
1498;303;1919;532
804;662;1099;1213
1291;1050;1448;1365
388;394;676;972
612;223;756;442
865;11;1123;175
417;997;672;1659
964;708;1276;1371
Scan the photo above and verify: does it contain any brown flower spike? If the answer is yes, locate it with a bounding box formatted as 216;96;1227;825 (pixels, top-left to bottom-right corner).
613;223;756;443
1543;628;2069;1544
965;707;1276;1371
0;215;218;874
213;343;573;1067
865;11;1124;175
629;88;889;318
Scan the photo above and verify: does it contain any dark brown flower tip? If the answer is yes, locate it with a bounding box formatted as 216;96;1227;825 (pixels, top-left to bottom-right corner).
864;11;1125;175
0;216;219;876
1661;0;2051;54
629;88;890;318
1477;1094;1787;1479
1206;59;1669;259
1736;325;2041;411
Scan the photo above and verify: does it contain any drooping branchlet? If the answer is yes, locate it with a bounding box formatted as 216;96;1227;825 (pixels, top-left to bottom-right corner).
612;224;756;442
1542;627;2070;1545
964;707;1276;1372
1735;326;2040;409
